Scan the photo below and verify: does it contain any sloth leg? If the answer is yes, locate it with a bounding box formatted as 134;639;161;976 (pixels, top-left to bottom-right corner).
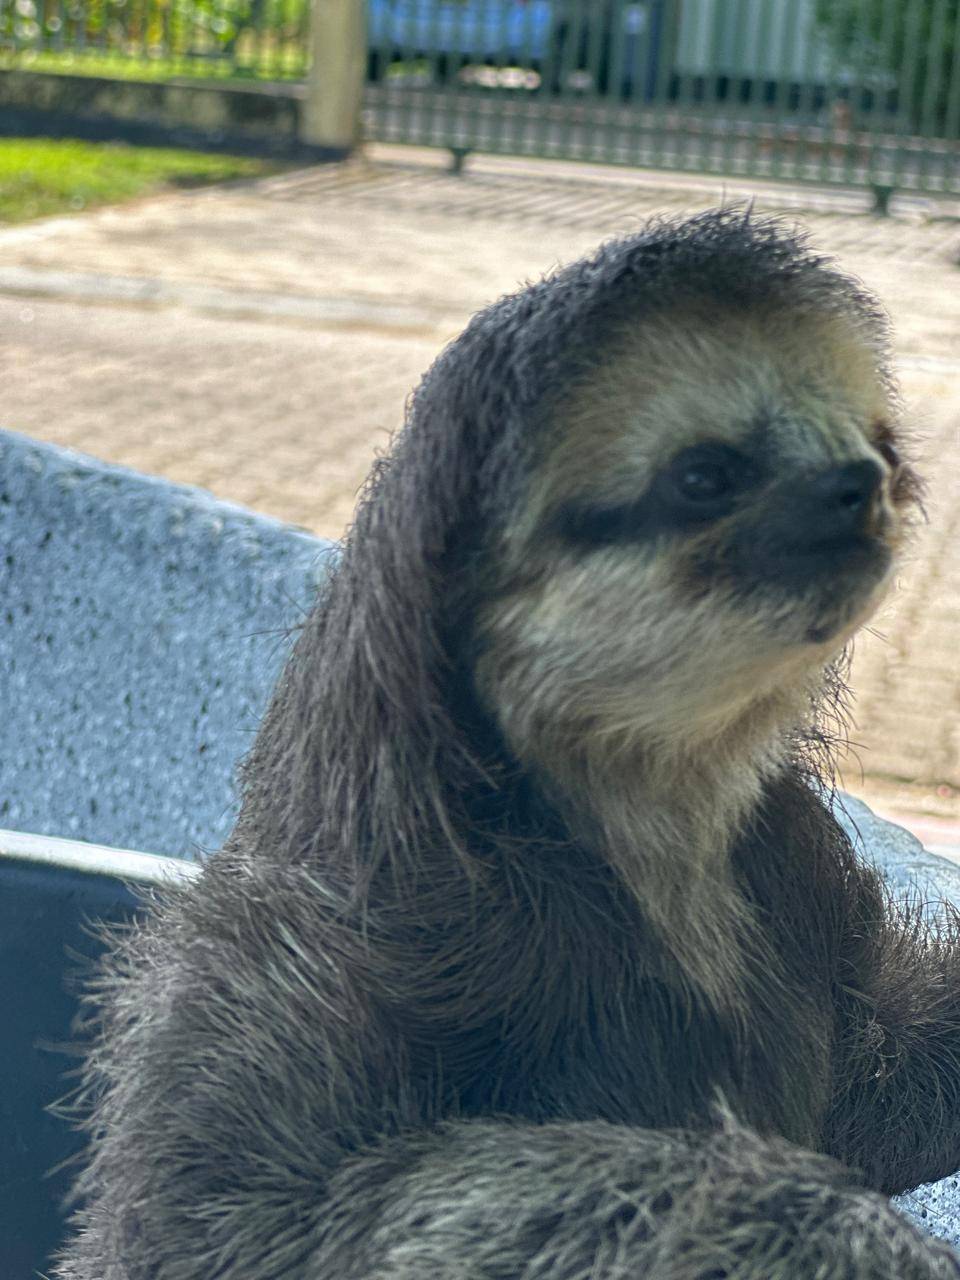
312;1117;959;1280
825;892;960;1196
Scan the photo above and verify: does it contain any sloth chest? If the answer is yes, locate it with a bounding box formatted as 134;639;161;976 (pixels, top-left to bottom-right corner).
452;931;833;1149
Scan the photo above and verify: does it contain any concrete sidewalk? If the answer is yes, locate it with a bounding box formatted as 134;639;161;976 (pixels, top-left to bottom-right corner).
1;144;959;835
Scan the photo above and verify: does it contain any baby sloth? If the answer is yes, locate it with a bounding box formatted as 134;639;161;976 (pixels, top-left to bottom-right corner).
59;211;960;1280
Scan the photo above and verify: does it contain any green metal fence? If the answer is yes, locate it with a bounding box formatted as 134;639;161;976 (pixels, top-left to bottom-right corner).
1;0;958;197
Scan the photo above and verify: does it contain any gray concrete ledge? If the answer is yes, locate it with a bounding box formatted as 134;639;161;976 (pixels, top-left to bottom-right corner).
0;70;347;159
0;427;333;856
835;793;960;919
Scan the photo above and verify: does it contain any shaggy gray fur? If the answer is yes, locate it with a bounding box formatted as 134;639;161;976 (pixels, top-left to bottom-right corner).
57;211;960;1278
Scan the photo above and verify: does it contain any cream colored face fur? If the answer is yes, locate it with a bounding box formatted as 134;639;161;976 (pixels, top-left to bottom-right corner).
475;304;907;774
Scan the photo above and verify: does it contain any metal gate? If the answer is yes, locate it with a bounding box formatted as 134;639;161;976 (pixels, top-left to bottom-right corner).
363;0;960;197
2;0;958;196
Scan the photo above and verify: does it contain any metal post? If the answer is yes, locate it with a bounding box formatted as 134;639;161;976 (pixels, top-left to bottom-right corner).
871;183;895;215
301;0;366;155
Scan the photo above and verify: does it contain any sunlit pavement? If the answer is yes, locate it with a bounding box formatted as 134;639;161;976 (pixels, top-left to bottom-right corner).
1;144;958;839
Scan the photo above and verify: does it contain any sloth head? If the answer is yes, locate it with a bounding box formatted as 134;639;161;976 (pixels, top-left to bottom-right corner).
464;217;920;776
243;210;920;997
267;210;921;878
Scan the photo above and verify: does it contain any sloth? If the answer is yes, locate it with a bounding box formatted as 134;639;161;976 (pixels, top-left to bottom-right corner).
58;209;960;1279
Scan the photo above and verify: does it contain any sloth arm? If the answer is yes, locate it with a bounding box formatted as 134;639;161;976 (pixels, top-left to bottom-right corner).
60;852;667;1279
56;859;767;1279
822;858;960;1196
308;1114;960;1280
59;849;960;1280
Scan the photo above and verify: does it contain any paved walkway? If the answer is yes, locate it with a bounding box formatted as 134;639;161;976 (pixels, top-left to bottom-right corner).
1;144;959;837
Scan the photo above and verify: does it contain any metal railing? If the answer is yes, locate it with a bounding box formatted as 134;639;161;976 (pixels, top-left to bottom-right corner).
1;0;958;196
362;0;960;197
0;0;311;77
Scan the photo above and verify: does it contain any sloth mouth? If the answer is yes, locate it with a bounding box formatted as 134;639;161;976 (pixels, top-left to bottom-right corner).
770;533;891;583
724;531;893;644
721;460;894;625
783;535;893;643
729;529;891;589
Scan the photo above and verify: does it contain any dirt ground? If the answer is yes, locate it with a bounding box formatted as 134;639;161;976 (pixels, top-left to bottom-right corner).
1;143;959;840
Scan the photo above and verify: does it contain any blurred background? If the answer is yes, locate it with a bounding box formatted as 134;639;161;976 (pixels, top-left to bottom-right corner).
1;0;959;845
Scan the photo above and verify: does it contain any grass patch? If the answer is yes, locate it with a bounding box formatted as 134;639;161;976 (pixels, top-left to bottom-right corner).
0;48;307;82
0;137;279;223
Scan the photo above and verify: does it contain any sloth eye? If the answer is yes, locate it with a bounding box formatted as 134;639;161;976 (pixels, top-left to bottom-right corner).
675;460;733;502
555;444;756;548
665;445;750;517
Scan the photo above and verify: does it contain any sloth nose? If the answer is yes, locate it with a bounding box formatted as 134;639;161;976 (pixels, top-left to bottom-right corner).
806;460;883;539
741;457;889;584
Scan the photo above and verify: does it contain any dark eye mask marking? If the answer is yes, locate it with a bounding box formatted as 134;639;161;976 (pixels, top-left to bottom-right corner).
555;443;762;548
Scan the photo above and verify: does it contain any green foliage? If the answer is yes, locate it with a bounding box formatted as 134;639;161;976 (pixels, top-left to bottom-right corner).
814;0;960;136
0;138;276;222
0;0;310;78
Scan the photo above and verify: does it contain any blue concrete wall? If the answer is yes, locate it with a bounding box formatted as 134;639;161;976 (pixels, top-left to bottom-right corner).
0;428;334;858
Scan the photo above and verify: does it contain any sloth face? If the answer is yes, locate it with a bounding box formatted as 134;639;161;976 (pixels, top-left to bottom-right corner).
475;304;918;761
555;433;895;646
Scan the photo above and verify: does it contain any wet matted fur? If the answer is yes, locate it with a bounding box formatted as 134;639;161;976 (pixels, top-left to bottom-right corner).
57;211;960;1278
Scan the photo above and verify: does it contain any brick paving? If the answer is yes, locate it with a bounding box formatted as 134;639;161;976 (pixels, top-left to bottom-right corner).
1;144;959;838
